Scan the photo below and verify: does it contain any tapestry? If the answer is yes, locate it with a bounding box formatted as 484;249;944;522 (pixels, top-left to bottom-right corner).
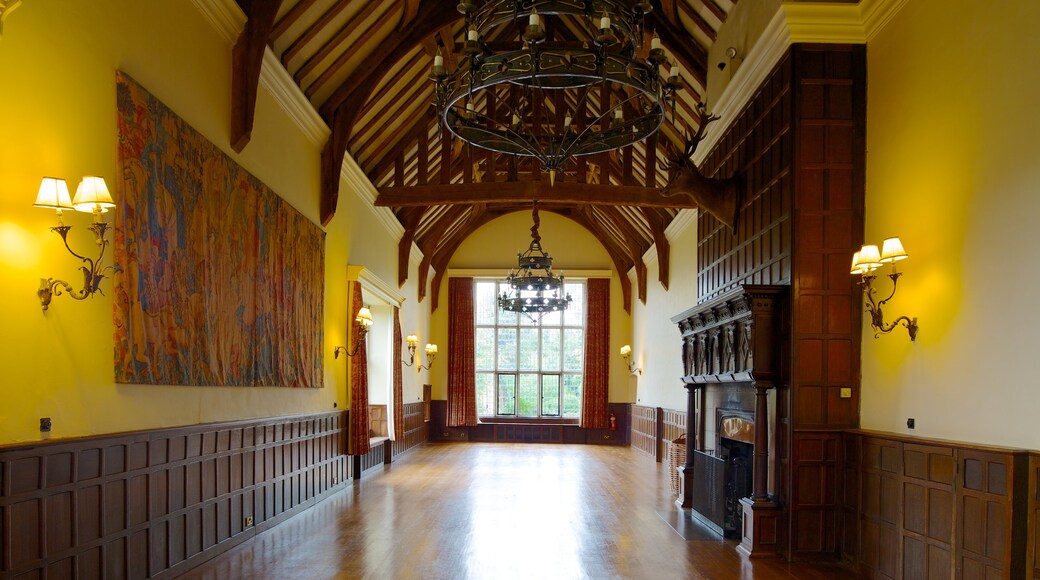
112;72;325;387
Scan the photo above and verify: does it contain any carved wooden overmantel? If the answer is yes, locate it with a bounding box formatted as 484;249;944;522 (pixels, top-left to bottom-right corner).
670;284;788;557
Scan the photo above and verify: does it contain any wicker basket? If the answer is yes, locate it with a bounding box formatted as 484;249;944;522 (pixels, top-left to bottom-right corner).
668;434;687;497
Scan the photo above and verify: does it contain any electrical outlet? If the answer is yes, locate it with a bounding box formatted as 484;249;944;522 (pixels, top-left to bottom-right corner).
906;418;915;429
839;387;852;399
40;418;52;432
244;516;254;527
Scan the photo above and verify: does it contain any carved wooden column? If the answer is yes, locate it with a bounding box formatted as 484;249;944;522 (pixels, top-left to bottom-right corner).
737;383;781;558
677;382;698;509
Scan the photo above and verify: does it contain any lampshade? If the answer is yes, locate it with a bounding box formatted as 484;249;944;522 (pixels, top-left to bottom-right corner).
879;237;908;263
424;344;438;355
854;245;883;272
406;334;418;345
34;177;73;209
850;252;864;275
355;307;373;327
72;176;115;213
619;344;633;357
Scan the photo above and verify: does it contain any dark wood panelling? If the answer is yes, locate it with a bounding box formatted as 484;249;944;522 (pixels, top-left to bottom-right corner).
843;430;1031;579
391;402;428;459
661;409;687;462
1031;453;1040;579
430;401;631;446
0;412;349;579
632;405;657;459
698;56;793;304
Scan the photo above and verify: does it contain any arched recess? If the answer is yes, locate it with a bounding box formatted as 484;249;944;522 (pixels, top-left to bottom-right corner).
423;207;636;314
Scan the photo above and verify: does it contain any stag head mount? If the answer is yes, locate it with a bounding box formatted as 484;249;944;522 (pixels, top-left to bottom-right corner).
661;112;743;231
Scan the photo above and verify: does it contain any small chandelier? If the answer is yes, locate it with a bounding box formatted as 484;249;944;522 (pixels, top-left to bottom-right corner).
498;204;571;317
432;1;680;184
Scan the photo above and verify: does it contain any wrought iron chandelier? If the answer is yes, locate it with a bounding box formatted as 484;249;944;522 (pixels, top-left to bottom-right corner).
431;1;682;184
498;204;572;316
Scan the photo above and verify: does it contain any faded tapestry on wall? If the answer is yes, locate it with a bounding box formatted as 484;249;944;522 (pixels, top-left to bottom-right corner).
112;72;324;387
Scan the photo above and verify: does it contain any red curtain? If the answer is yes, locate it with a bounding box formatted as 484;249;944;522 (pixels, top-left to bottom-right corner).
392;306;405;440
580;278;610;429
447;277;478;427
349;282;371;455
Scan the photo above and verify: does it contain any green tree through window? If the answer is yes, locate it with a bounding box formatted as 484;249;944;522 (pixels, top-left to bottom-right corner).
474;280;584;418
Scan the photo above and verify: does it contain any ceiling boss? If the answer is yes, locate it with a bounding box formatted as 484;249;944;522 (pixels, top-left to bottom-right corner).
431;1;681;186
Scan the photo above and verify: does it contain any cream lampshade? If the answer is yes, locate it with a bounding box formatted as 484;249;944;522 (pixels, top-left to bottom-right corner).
34;177;73;209
854;244;883;273
619;344;632;358
424;344;438;355
356;307;373;328
879;237;908;263
72;176;115;214
406;334;419;346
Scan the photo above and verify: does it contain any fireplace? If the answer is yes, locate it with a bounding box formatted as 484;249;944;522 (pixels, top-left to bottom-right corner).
671;285;788;556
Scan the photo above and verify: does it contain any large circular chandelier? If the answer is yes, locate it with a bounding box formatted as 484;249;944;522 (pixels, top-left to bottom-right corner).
498;204;572;316
431;1;682;183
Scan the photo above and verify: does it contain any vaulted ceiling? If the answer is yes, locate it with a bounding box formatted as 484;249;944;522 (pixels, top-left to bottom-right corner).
231;0;738;311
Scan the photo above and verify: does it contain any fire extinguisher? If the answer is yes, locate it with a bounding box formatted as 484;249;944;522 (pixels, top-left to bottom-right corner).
609;411;617;431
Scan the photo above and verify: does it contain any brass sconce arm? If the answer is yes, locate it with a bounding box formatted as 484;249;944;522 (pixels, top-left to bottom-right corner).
417;344;438;372
619;345;642;375
334;306;373;358
852;238;919;342
402;335;418;366
39;221;114;311
860;272;919;341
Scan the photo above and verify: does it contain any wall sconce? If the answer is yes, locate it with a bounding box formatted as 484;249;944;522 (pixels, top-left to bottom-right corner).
418;343;438;372
34;176;115;311
402;334;419;366
334;306;373;358
619;344;641;375
851;237;919;341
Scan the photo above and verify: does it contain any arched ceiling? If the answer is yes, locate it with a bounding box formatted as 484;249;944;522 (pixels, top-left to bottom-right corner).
231;0;739;311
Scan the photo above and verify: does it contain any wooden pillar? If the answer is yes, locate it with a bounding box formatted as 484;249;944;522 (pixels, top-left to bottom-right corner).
677;383;698;509
738;383;781;558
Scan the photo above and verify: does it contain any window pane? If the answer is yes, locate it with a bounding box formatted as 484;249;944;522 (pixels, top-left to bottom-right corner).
476;373;495;417
517;374;538;417
564;328;583;372
563;282;585;327
497;328;517;371
497;282;517;326
475;328;495;371
542;375;560;416
498;374;516;415
563;374;582;418
518;328;539;371
540;308;562;326
475;281;498;325
541;328;561;371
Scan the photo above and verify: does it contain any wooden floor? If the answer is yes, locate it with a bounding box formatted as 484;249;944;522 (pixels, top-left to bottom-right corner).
180;443;855;580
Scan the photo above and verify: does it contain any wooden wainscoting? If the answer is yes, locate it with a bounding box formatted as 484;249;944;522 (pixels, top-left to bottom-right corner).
391;402;428;458
842;430;1030;578
631;405;686;464
0;411;349;579
631;405;657;459
430;402;630;445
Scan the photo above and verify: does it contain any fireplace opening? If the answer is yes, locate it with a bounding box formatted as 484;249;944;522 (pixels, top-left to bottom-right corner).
721;437;753;536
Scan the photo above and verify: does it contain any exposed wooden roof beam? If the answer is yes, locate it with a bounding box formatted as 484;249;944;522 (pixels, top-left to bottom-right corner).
643;207;671;290
231;0;284;153
398;207;426;287
271;0;319;41
649;11;707;87
319;1;459;224
399;0;421;31
678;0;717;42
376;182;699;209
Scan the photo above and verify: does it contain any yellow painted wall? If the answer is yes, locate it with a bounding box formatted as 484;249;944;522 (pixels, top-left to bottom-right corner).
431;210;634;403
861;0;1040;449
629;213;699;412
0;0;429;444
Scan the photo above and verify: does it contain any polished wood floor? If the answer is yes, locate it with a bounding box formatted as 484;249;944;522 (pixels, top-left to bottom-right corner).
180;443;855;580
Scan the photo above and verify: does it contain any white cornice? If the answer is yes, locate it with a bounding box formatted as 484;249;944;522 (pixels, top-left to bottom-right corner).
259;48;330;147
642;246;658;268
447;269;612;279
347;265;405;307
341;154;404;239
190;0;243;44
692;0;907;167
665;208;698;241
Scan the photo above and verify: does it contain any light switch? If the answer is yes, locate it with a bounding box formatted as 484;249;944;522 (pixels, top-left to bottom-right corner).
839;387;852;399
